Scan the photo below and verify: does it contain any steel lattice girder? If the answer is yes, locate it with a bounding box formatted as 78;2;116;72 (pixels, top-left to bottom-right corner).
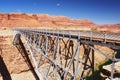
13;29;120;80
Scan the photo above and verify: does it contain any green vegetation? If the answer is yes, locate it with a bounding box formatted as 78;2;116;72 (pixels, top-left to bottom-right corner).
84;59;112;80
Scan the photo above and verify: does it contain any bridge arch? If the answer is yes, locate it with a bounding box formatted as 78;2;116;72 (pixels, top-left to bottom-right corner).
13;31;44;80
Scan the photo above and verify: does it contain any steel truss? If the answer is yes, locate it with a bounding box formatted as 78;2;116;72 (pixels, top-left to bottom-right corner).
13;29;120;80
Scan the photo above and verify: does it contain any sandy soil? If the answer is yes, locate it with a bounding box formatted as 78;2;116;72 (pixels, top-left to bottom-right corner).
0;29;13;36
0;71;36;80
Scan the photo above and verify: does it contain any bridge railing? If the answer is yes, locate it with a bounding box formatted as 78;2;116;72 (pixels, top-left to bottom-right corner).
14;28;120;42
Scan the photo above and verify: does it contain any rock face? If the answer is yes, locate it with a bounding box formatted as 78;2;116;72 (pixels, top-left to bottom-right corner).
0;13;9;20
0;13;94;28
94;24;120;32
0;30;30;74
0;13;120;32
100;62;120;79
0;12;120;32
103;62;120;73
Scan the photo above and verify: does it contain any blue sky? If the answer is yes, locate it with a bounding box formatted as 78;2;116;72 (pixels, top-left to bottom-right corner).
0;0;120;24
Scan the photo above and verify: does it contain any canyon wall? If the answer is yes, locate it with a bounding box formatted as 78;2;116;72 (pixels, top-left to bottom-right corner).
0;13;120;32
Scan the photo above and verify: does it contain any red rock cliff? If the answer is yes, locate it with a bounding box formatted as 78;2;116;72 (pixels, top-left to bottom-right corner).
0;12;120;32
0;13;94;28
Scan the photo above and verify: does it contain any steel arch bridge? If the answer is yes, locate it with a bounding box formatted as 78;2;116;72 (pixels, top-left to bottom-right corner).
13;28;120;80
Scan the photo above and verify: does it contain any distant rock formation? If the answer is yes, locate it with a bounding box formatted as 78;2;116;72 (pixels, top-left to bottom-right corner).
0;13;9;20
0;12;120;32
0;12;94;28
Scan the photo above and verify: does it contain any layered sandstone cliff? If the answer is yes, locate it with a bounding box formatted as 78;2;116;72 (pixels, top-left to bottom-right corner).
0;13;120;32
0;13;91;29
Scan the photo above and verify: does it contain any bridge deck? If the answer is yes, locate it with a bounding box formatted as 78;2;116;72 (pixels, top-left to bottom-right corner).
14;28;120;49
14;29;120;41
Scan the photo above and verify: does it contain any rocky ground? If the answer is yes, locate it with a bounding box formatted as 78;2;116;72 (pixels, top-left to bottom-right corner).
0;71;36;80
0;29;34;80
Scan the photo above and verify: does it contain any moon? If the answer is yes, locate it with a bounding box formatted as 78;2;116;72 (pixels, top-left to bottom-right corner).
56;3;60;7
